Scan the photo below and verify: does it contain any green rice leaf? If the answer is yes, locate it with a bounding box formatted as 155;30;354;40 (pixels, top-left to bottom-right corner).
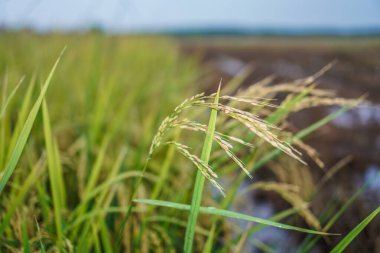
0;48;65;194
184;82;221;253
21;221;30;253
0;76;24;120
135;199;337;236
42;99;64;248
330;206;380;253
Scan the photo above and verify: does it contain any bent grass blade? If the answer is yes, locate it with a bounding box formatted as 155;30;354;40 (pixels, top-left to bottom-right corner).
135;199;338;236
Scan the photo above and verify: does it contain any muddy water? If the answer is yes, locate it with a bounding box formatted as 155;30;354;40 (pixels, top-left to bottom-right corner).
180;37;380;253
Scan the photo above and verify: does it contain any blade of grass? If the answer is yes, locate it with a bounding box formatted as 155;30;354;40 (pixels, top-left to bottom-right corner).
6;75;36;162
100;220;113;253
330;206;380;253
146;215;210;236
0;73;7;170
135;199;337;236
69;137;110;241
0;48;65;194
35;181;50;224
42;99;64;248
21;221;30;253
184;82;221;253
76;147;126;251
0;76;24;120
53;138;66;208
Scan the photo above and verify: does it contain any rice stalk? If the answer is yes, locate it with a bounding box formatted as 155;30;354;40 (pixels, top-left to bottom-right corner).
147;90;305;196
184;83;221;253
42;100;65;249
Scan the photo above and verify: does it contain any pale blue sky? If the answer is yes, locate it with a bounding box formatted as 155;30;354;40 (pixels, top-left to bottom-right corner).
1;0;380;32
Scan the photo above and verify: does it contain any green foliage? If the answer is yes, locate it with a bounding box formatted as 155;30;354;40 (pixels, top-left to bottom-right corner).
184;83;220;253
0;33;200;252
0;49;63;194
330;206;380;253
0;32;372;253
135;199;335;236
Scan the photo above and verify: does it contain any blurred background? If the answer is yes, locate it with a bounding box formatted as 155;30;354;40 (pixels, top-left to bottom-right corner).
1;0;380;33
1;1;380;252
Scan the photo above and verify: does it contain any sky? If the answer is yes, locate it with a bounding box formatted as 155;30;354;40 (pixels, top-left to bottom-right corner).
1;0;380;32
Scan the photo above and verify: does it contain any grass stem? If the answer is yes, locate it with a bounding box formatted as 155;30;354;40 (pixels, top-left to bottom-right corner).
184;82;221;253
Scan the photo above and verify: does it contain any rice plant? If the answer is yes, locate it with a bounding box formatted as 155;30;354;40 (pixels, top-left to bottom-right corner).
0;32;378;252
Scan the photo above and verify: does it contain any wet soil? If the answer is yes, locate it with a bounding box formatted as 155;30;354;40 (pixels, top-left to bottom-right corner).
179;37;380;253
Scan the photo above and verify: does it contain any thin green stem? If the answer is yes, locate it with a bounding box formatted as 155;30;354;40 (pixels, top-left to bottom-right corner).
184;83;221;253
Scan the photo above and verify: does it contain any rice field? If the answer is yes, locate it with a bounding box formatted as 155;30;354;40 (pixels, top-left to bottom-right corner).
0;32;379;252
